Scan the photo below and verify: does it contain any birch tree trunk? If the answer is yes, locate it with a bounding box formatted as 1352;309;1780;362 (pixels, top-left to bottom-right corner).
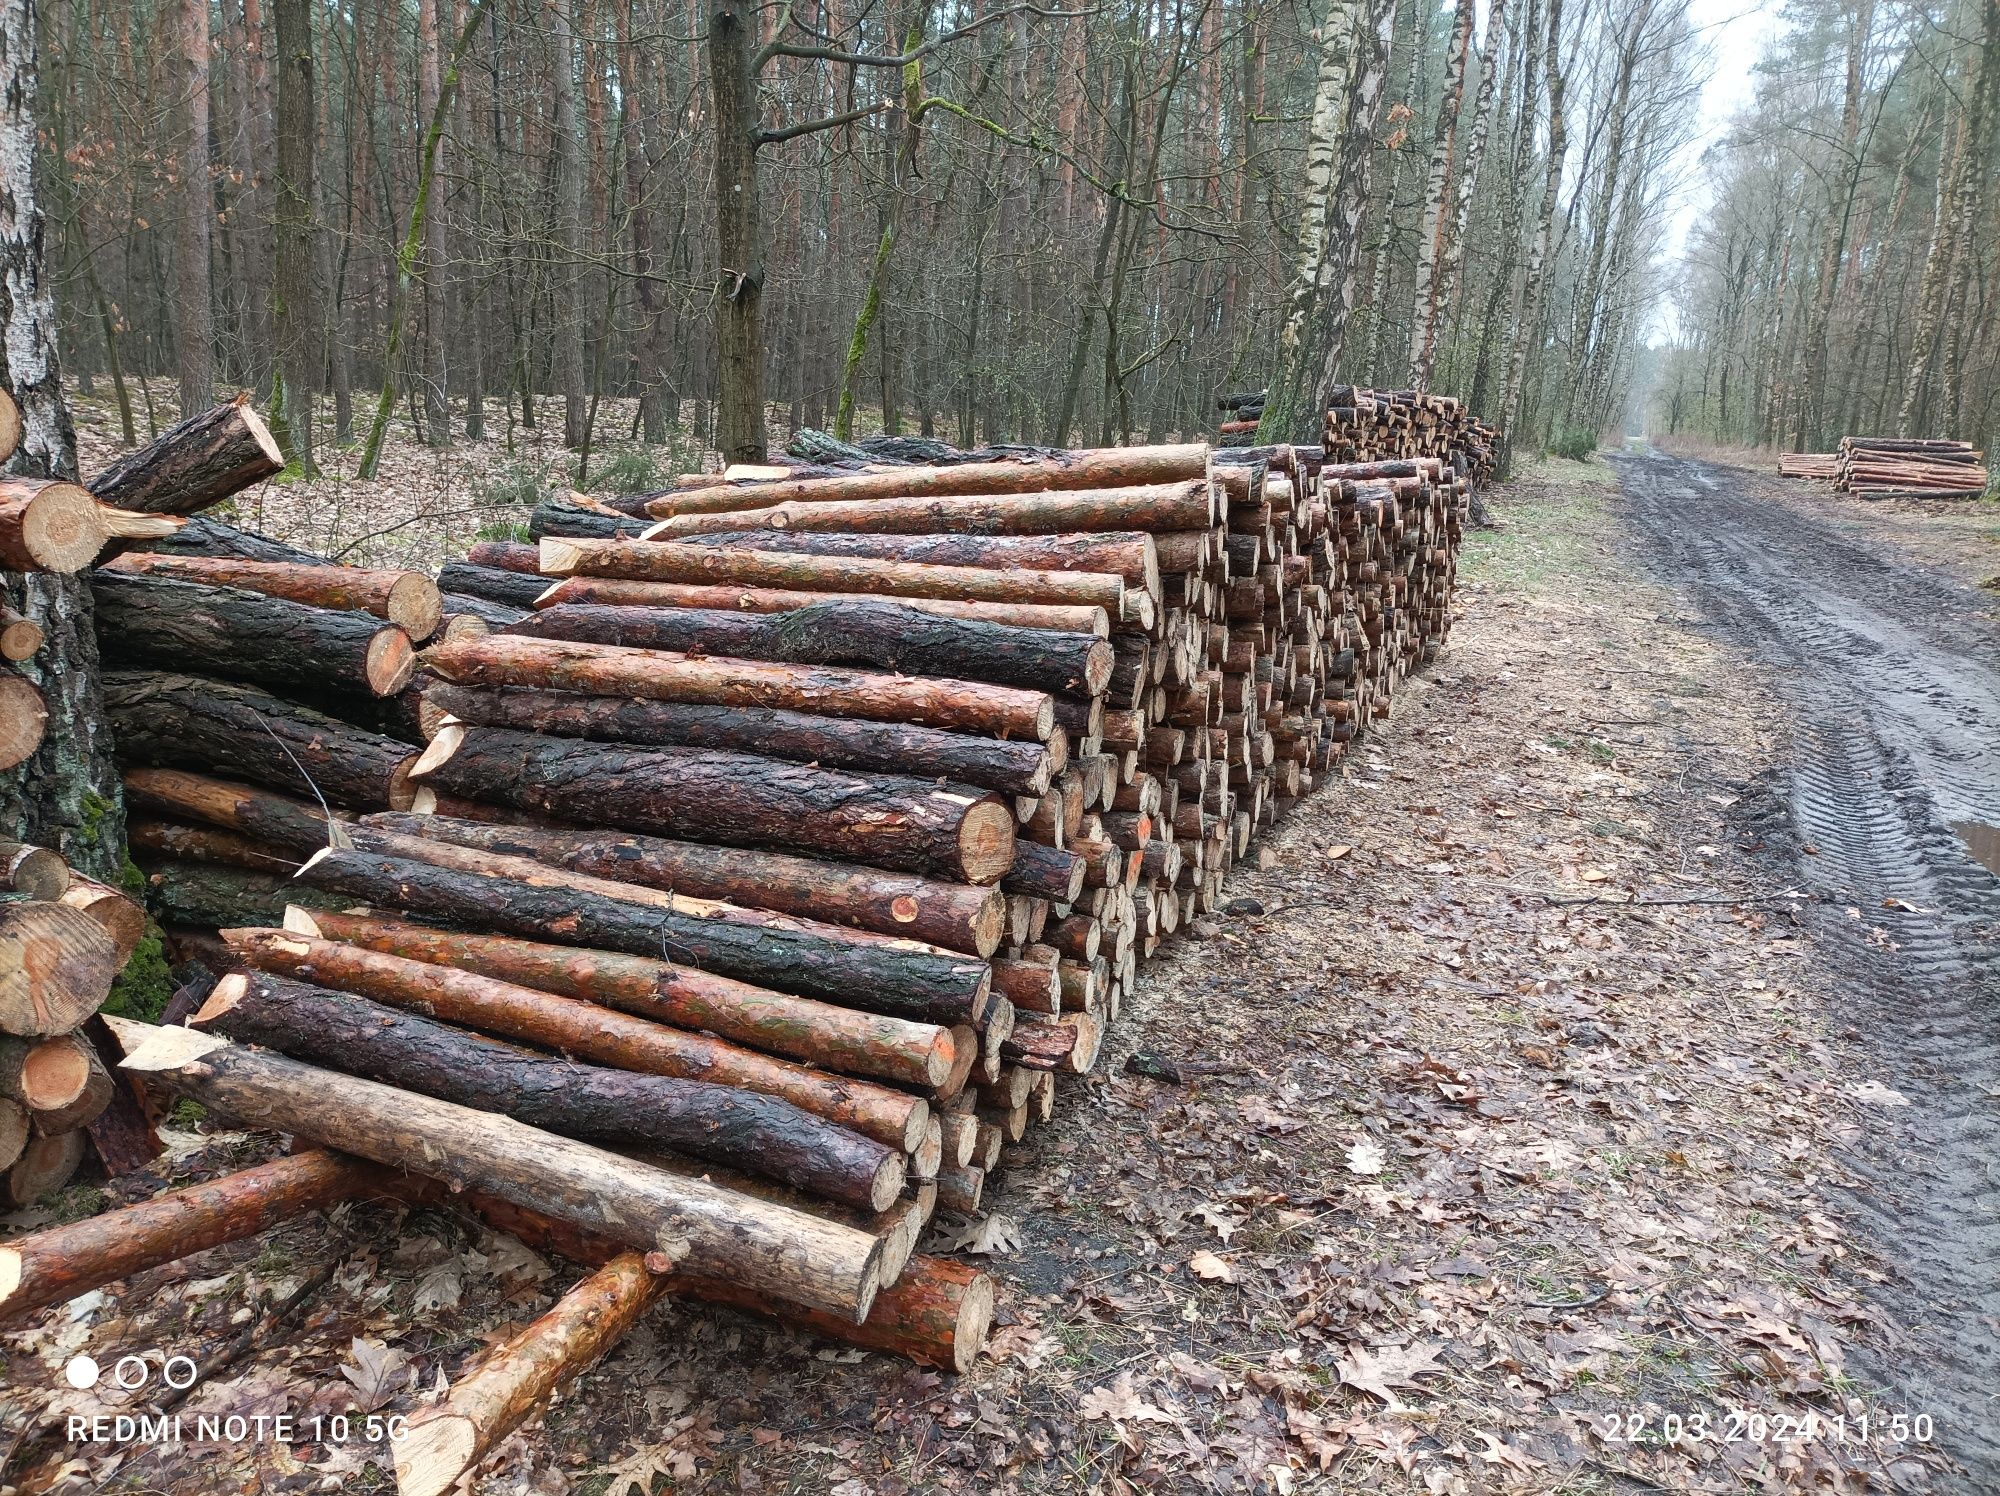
1405;0;1474;390
1433;0;1507;391
1497;0;1563;463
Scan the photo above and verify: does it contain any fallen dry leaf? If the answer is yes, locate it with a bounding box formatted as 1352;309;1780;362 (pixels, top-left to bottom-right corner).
1336;1342;1447;1408
1188;1250;1238;1283
1345;1138;1387;1175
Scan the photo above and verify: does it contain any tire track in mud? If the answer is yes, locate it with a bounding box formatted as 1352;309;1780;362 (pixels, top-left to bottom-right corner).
1609;448;2000;1481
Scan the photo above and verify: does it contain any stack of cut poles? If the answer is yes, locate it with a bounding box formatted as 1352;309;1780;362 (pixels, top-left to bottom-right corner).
1322;385;1499;481
1216;391;1266;446
1836;437;1987;499
1776;452;1842;481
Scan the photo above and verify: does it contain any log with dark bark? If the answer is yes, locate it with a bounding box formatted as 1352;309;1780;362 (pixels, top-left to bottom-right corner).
101;553;444;640
681;528;1162;594
365;810;1006;958
230;920;955;1097
541;539;1135;618
0;1149;385;1326
422;634;1055;741
439;593;531;631
93;573;415;697
0;895;120;1037
104;673;421;811
78;1016;162;1175
293;839;994;1026
0;1099;22;1172
510;598;1112;696
423;682;1054;797
466;541;541;573
140;861;349;930
435;561;552;609
105;1017;887;1319
127;818;304;874
136;515;328;565
536;578;1109;636
643;480;1218;538
527;494;653;539
1002;841;1087;902
121;768;336;857
85;395;284;517
393;1251;672;1496
193;973;904;1210
412;725;1016;883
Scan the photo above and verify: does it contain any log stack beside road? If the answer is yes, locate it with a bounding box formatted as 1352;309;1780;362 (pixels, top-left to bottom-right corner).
1781;437;1988;499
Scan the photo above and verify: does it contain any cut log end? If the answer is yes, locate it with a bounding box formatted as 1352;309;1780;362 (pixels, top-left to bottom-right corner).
956;801;1018;885
389;574;447;642
235;399;286;470
365;628;418;697
539;537;585;577
945;1272;997;1374
387;754;423;813
392;1416;480;1496
0;674;46;772
0;613;43;662
13;481;104;570
12;1036;94;1112
1;843;68;901
870;1153;907;1214
102;1015;229;1071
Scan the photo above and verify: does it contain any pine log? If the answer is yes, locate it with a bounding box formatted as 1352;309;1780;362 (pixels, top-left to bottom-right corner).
0;603;43;661
4;1129;86;1209
527;494;653;539
93;574;415;697
0;1033;99;1114
643;480;1218;538
510;598;1112;697
466;541;542;573
536;577;1109;635
0;841;67;900
436;561;552;609
0;389;17;465
141;862;348;930
422;683;1053;797
27;1039;113;1135
133;514;328;565
422;634;1054;741
0;897;120;1037
101;553;444;641
364;810;1006;958
1003;1013;1103;1074
0;1099;29;1172
231;920;953;1102
0;1149;384;1326
128;818;302;874
393;1252;672;1496
78;1016;163;1176
121;768;336;856
58;873;147;961
411;725;1017;884
681;528;1162;594
0;478;106;571
935;1161;984;1214
104;672;421;811
194;974;903;1210
1002;841;1087;902
541;539;1134;618
0;671;46;771
86;395;284;516
439;593;529;631
302;829;994;1025
106;1018;885;1318
646;446;1211;517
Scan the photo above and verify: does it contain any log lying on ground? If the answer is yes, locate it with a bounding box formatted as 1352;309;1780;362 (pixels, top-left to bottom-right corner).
104;1017;887;1319
423;633;1055;740
540;539;1138;620
93;573;416;697
105;674;420;811
413;725;1016;883
0;673;46;771
194;974;903;1210
366;810;1006;958
643;480;1218;539
233;918;952;1107
645;445;1210;517
101;553;444;641
423;682;1055;797
0;841;68;901
1;478;185;572
0;390;17;464
537;578;1109;636
293;838;994;1026
436;561;552;609
128;819;304;874
0;604;43;662
0;1100;25;1172
393;1251;672;1496
679;528;1162;593
0;1033;100;1114
5;1129;86;1208
0;1149;386;1326
22;1040;113;1134
86;395;284;517
510;598;1112;696
0;897;121;1038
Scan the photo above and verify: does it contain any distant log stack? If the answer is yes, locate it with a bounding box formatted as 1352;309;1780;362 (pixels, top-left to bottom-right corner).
1781;438;1987;498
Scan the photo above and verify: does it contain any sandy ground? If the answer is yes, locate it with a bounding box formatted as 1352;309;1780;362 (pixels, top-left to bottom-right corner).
0;453;1982;1495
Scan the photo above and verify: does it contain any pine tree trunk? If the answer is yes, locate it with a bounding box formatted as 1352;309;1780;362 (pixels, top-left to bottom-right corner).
174;0;215;417
269;0;317;472
709;0;767;461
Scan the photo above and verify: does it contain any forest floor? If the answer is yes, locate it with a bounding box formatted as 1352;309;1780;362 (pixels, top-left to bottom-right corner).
3;448;1995;1495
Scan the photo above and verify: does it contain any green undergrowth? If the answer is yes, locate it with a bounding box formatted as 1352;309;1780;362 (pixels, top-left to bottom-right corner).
1459;456;1618;594
101;856;174;1022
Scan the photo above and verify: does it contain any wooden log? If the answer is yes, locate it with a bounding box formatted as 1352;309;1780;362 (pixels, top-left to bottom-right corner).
439;593;528;631
541;538;1133;617
0;672;46;772
0;477;107;571
393;1252;672;1496
465;541;543;573
105;1018;887;1318
0;1033;100;1114
4;1129;86;1209
0;603;44;661
104;673;421;811
365;811;1006;959
646;446;1211;516
527;493;654;539
296;834;994;1027
86;394;284;517
685;529;1162;594
0;841;67;901
25;1039;114;1135
78;1015;163;1176
0;1099;23;1171
537;577;1110;636
1001;841;1087;902
132;514;328;565
0;897;120;1037
423;634;1055;741
423;682;1054;797
57;873;146;962
128;818;302;873
1002;1013;1103;1074
935;1161;984;1214
0;1149;384;1327
412;725;1017;884
93;574;415;697
231;919;952;1102
141;862;348;929
194;974;903;1211
121;768;336;856
511;598;1113;697
0;388;17;464
644;480;1218;539
101;553;445;641
436;560;552;609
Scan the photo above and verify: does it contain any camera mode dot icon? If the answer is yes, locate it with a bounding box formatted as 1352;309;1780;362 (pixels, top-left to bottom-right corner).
65;1355;102;1389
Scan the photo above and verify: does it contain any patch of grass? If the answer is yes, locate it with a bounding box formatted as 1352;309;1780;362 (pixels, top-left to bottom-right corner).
589;447;667;494
473;518;531;544
476;460;554;510
1460;458;1615;593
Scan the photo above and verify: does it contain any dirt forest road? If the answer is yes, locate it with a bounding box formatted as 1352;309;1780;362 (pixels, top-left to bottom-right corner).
1612;448;2000;1476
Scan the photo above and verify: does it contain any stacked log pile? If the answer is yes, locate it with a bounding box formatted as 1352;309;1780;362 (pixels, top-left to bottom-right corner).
1779;438;1987;498
1776;452;1842;481
1216;391;1265;445
1322;385;1500;480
